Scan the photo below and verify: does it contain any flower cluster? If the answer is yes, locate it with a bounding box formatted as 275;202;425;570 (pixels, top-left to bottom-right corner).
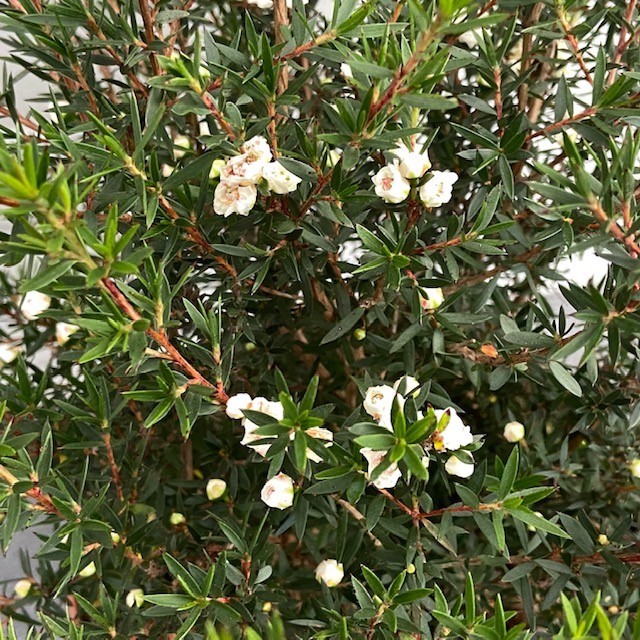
360;376;481;488
226;392;333;462
212;136;302;217
372;142;458;208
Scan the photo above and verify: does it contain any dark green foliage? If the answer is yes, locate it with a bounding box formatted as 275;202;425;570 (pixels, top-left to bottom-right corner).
0;0;639;637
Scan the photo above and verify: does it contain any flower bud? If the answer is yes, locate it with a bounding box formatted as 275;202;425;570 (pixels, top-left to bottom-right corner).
126;588;145;608
597;534;609;546
419;287;444;311
206;478;227;500
445;456;474;478
353;328;366;341
110;531;121;545
169;512;186;526
315;559;344;587
629;458;640;478
79;562;96;578
209;158;226;179
260;473;295;510
503;421;525;443
406;563;416;574
262;601;272;612
14;579;32;599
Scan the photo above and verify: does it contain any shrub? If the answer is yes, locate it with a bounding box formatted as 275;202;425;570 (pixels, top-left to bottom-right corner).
0;0;640;637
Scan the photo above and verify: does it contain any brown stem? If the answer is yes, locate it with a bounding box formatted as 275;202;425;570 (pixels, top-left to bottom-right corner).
557;8;593;84
588;196;640;257
102;432;124;501
200;93;236;140
138;0;161;76
365;20;441;125
526;107;597;141
607;0;637;85
100;278;229;404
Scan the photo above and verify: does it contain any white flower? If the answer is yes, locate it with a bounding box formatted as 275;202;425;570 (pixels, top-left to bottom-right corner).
213;181;257;217
305;427;334;463
419;171;458;208
503;421;525;443
169;512;186;526
419;287;444;311
161;164;174;177
340;63;353;80
445;455;474;478
629;458;640;478
126;588;145;608
174;135;191;159
261;472;295;509
392;143;432;180
361;448;402;489
206;479;227;500
241;397;284;457
363;384;401;430
393;376;420;397
226;393;253;419
209;158;226;179
262;161;302;194
14;579;32;599
220;153;267;186
0;343;21;364
315;559;344;587
20;291;51;320
433;408;473;451
242;135;273;165
372;162;411;204
79;562;96;578
56;322;79;346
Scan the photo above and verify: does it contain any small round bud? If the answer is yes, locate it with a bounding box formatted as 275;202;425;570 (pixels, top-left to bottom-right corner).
245;342;257;352
406;563;416;574
169;512;186;526
14;579;32;599
262;601;272;612
315;559;344;587
209;158;226;179
629;458;640;478
110;531;121;545
126;588;145;608
353;328;366;341
79;562;96;578
503;421;525;443
597;534;609;546
206;478;227;501
608;605;619;615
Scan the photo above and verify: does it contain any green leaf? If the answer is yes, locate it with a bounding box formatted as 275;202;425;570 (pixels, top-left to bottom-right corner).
320;308;365;345
549;361;583;397
508;508;569;538
498;447;519;500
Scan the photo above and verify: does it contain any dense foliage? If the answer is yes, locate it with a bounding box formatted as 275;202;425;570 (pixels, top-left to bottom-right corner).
1;0;640;637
